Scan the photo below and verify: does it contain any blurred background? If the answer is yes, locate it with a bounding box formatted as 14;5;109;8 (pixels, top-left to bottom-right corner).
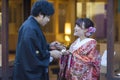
0;0;120;80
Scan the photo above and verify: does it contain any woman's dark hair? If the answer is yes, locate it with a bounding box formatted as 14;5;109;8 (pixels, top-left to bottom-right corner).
75;18;94;29
31;1;54;17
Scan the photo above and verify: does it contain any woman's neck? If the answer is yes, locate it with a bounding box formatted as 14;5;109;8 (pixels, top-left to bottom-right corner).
79;36;87;41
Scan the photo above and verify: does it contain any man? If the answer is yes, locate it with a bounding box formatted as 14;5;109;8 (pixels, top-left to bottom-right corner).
13;1;62;80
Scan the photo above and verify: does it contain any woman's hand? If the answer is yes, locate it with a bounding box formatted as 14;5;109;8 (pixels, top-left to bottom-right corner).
62;50;71;55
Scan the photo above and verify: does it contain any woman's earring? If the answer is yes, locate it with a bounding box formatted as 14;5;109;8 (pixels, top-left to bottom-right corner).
82;22;85;29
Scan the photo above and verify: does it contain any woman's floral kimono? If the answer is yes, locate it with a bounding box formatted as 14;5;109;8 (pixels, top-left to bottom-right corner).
58;38;101;80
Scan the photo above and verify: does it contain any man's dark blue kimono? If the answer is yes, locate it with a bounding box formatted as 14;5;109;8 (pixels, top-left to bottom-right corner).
13;16;50;80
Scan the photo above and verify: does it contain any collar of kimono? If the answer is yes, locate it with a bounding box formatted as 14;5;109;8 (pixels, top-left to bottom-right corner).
72;38;93;53
72;38;93;62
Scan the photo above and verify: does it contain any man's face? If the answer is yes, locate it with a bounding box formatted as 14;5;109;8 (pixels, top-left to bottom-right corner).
38;15;50;26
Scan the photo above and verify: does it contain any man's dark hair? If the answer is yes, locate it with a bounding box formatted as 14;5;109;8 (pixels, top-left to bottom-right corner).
31;1;54;17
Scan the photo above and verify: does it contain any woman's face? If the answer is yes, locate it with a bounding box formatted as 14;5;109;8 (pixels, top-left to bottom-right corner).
73;24;85;37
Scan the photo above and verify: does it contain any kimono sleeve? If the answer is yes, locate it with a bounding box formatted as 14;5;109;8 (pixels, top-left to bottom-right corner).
78;40;99;63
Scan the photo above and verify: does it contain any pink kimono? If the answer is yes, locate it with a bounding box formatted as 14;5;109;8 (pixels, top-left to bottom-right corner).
59;38;101;80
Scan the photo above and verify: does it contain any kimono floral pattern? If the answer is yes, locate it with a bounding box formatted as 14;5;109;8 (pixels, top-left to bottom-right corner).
59;38;101;80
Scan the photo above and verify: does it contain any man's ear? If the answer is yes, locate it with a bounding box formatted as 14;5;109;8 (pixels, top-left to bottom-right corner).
39;14;44;19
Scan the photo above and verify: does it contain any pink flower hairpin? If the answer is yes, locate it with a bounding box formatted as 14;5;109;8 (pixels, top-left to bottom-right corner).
85;27;96;37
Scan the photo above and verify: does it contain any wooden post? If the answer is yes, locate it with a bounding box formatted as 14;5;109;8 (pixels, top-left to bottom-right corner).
1;0;9;80
107;0;114;80
81;0;86;18
23;0;31;21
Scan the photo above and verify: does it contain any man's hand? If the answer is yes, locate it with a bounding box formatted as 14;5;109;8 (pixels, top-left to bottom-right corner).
50;50;62;58
49;41;61;50
50;41;66;51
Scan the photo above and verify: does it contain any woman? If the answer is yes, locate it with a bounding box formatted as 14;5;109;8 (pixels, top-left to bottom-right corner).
58;18;101;80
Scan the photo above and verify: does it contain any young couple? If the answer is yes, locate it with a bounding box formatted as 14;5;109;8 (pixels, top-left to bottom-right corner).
13;0;100;80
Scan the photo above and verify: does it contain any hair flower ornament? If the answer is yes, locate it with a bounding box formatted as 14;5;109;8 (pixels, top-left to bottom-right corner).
85;27;96;37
